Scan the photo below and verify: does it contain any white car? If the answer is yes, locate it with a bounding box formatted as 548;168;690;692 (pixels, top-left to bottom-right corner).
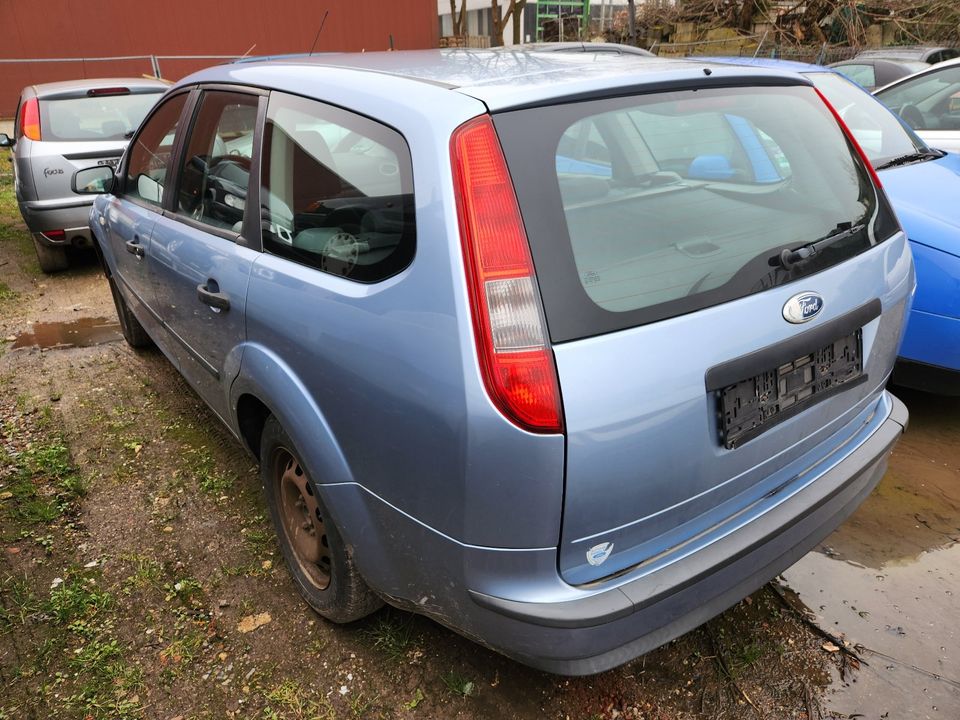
874;57;960;153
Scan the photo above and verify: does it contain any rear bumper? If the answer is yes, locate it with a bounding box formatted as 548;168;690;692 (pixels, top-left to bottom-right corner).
330;391;907;675
18;198;94;244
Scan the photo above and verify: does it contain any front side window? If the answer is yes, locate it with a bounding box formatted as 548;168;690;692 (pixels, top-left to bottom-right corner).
260;91;415;282
877;66;960;131
495;84;899;341
174;91;258;233
39;92;164;142
124;93;188;207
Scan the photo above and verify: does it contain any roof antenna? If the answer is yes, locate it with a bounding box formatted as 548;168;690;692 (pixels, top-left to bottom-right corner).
309;10;329;56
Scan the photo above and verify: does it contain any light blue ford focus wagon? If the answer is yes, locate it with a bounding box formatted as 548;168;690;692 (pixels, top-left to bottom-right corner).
74;49;912;675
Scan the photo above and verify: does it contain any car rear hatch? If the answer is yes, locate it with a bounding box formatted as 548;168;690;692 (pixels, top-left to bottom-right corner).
29;86;164;203
492;79;908;585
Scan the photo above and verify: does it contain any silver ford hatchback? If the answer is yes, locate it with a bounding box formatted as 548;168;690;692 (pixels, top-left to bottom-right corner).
75;50;912;675
0;78;167;271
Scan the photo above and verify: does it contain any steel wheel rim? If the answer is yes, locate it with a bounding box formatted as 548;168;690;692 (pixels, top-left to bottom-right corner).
274;448;331;591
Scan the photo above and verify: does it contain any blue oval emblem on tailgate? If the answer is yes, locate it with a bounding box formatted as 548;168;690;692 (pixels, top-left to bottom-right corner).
782;292;823;324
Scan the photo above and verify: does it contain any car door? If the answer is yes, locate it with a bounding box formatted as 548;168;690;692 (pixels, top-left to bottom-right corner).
102;91;190;339
147;87;262;423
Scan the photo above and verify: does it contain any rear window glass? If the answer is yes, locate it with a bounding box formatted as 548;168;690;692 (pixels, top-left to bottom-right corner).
40;92;163;142
495;84;898;342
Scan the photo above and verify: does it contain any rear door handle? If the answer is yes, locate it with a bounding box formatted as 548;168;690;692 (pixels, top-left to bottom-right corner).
197;282;230;312
125;237;145;258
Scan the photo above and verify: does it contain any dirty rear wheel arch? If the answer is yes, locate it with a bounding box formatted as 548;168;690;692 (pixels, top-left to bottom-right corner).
260;415;382;623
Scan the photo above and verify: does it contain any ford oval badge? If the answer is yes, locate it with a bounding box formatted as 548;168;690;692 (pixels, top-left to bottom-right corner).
782;292;823;324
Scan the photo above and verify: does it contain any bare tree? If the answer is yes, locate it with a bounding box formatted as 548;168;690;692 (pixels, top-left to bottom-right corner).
491;0;528;47
448;0;467;36
627;0;637;45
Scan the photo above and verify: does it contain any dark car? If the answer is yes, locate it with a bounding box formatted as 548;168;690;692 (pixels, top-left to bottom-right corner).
855;46;960;65
829;58;929;91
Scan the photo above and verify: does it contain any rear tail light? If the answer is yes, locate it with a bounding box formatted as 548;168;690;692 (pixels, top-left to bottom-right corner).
20;98;41;141
451;115;564;434
813;87;883;189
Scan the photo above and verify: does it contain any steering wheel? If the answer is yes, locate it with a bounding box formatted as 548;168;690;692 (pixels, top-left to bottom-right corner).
899;103;925;129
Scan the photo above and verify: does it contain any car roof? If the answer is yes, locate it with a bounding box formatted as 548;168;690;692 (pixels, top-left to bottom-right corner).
856;46;951;60
25;77;171;99
182;48;811;113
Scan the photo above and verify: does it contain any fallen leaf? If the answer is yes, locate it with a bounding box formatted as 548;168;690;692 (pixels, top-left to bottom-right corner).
237;612;272;634
0;491;12;500
822;641;840;653
261;560;273;570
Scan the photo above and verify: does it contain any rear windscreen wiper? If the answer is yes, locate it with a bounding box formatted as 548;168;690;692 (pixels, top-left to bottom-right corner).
775;222;866;270
875;149;945;170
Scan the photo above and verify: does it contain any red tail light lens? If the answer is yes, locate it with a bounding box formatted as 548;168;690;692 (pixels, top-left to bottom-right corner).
40;229;65;242
814;87;883;189
20;98;41;141
451;115;564;434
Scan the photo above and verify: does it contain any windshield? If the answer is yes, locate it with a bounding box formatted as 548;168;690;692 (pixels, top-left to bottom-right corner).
39;92;163;142
875;64;960;132
810;72;926;166
495;84;899;342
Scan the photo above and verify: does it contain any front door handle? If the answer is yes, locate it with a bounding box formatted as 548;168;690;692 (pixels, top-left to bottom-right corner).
125;237;145;258
197;282;230;312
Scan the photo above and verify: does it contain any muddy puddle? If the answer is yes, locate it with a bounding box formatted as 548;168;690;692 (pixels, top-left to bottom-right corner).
782;388;960;717
10;316;122;349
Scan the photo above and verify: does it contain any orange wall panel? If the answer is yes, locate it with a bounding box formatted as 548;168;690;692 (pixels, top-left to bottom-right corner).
0;0;439;115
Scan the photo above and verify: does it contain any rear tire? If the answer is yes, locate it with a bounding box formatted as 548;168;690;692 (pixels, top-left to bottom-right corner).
33;239;68;273
261;416;381;623
107;275;152;348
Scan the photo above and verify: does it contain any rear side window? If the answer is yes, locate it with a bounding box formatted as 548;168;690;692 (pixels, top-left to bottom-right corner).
837;64;876;88
39;92;163;142
260;91;415;282
495;84;898;342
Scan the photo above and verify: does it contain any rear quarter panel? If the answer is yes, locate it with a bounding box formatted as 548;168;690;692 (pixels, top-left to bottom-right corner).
225;65;566;554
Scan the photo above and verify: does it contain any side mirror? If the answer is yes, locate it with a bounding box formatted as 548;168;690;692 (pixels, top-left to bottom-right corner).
137;173;162;203
0;133;13;148
72;165;115;194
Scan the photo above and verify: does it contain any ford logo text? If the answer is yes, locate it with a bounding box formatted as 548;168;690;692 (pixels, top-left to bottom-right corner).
782;292;824;324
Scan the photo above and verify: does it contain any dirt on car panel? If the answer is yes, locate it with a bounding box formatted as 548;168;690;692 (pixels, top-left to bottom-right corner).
783;388;960;717
11;316;122;349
